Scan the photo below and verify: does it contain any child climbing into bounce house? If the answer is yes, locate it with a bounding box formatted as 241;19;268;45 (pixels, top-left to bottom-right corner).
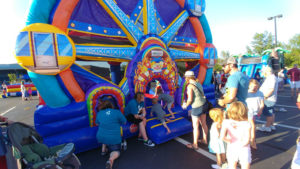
150;98;171;134
124;92;155;147
96;100;126;169
156;88;175;119
208;108;227;169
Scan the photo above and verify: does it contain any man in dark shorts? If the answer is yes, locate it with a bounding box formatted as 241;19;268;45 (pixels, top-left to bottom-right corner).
124;92;155;147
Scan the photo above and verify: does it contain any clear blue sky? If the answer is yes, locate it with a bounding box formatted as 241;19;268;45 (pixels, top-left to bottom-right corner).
0;0;299;63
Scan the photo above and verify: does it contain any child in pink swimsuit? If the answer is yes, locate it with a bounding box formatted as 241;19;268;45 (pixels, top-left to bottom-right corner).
220;101;252;169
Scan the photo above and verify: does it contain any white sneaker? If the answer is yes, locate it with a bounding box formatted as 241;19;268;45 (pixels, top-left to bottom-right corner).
257;126;271;132
144;140;155;147
211;164;221;169
270;125;276;130
279;108;287;112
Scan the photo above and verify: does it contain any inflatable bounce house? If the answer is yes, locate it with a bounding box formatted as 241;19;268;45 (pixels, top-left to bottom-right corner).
238;47;289;78
14;0;217;153
3;83;37;97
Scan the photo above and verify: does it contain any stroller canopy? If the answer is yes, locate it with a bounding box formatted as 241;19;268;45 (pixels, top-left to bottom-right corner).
8;122;42;151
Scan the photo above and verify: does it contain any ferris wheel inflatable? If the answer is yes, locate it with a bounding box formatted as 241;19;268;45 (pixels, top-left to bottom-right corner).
15;0;217;152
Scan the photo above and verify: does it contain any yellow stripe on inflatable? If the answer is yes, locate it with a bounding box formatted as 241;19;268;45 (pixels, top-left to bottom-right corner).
150;117;183;129
97;0;138;46
7;87;37;93
118;77;127;88
159;10;187;37
146;112;179;122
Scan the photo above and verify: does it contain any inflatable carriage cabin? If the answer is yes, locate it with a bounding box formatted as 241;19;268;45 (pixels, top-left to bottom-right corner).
238;47;289;79
14;0;217;153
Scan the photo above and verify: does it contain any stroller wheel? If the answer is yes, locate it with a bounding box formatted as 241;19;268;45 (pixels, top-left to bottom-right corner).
61;154;80;169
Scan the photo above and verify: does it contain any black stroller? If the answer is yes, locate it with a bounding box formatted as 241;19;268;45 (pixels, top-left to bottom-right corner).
6;122;81;169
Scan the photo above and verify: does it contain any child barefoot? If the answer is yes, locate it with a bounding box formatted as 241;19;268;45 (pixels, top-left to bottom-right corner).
156;88;175;119
245;79;264;149
208;108;227;169
221;101;252;169
151;98;171;133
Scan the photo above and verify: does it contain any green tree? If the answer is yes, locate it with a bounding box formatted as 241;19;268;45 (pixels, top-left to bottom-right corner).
284;34;300;67
220;50;231;60
247;31;274;55
8;73;17;84
213;58;225;72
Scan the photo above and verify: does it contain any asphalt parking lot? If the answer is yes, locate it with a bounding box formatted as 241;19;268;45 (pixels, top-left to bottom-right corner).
1;85;299;169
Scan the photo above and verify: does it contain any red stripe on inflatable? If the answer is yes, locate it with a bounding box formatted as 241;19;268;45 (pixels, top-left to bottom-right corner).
52;0;79;32
175;0;185;8
6;84;35;89
59;68;85;102
205;43;215;48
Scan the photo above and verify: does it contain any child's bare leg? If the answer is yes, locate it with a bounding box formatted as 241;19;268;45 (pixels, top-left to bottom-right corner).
221;153;226;164
162;122;171;133
102;144;106;153
240;162;250;169
168;105;175;118
228;161;237;169
249;119;257;149
216;153;222;166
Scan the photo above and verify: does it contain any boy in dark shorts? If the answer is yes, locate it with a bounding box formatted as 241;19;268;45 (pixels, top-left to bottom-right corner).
124;92;155;147
150;98;171;134
156;88;175;119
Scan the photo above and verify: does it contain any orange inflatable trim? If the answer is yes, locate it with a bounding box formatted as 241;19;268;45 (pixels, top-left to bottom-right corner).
189;17;207;84
197;65;207;84
189;17;206;57
52;0;79;32
175;0;185;8
59;68;85;102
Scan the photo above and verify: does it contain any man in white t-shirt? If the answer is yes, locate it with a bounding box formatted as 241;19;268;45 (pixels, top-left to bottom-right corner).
257;66;278;132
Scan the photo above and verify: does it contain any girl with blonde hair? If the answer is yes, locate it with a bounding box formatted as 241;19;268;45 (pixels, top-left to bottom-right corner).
209;108;227;169
220;101;252;169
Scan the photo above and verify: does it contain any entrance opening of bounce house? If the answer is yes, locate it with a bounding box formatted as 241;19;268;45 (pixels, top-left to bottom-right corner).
14;0;218;153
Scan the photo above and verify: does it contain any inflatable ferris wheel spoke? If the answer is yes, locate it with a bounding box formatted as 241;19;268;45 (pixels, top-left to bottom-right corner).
169;48;200;61
159;10;189;45
143;0;158;35
98;0;143;46
75;44;136;61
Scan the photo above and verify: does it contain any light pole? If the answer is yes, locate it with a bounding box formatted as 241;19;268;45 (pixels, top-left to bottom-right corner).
267;14;283;47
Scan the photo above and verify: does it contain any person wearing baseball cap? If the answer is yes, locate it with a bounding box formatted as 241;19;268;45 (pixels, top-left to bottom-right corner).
182;70;209;149
218;56;249;107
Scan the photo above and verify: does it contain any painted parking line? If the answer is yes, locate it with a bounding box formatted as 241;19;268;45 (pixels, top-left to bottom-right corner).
256;120;300;130
274;104;298;109
175;137;241;169
278;95;293;97
0;106;16;116
174;137;216;161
